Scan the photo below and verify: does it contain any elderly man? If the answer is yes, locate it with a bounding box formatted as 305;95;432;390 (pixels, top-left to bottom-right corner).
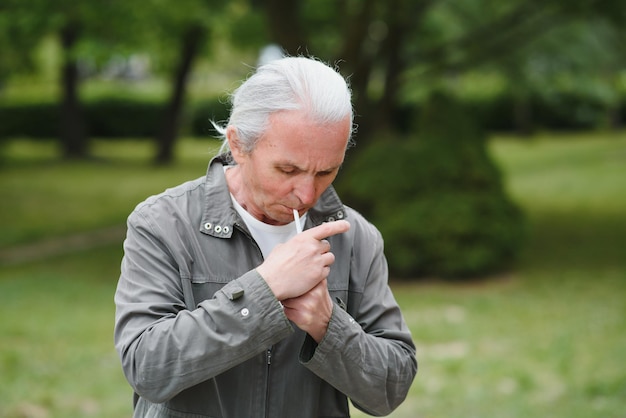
114;56;417;418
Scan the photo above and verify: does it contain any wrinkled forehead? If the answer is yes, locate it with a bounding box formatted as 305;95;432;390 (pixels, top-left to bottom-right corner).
251;110;351;163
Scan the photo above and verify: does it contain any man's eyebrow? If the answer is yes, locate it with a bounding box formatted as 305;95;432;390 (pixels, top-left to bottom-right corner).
318;165;341;174
275;162;300;169
275;161;342;173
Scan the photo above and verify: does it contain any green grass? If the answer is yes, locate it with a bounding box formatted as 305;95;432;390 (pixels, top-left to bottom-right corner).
1;132;625;417
0;245;130;418
0;138;221;248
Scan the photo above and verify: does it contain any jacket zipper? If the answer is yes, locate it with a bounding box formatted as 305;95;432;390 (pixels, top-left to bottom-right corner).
235;222;274;417
265;346;273;418
234;222;264;261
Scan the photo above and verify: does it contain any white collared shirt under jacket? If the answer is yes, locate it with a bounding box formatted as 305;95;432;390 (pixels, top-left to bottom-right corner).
114;154;417;418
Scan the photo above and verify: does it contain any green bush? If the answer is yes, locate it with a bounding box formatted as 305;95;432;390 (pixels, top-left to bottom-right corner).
0;102;59;138
394;89;623;135
0;89;620;141
0;98;226;139
0;99;164;139
338;92;526;279
84;99;163;138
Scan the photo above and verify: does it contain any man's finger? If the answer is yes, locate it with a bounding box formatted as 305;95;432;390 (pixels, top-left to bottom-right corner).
305;220;350;241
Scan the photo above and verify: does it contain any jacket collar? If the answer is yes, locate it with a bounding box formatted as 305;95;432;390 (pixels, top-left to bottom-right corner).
199;153;347;238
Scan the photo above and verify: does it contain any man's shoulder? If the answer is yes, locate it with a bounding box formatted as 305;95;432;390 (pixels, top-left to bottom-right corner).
343;205;383;242
133;176;205;215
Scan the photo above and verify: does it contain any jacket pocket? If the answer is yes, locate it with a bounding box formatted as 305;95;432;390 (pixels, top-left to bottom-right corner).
183;276;233;309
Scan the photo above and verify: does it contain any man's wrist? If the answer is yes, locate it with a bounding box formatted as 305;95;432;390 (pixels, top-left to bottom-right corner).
255;267;285;300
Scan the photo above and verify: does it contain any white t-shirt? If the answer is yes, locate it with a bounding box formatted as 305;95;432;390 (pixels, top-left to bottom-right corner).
230;193;306;259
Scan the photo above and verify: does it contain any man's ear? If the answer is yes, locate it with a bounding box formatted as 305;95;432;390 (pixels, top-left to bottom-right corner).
226;126;244;163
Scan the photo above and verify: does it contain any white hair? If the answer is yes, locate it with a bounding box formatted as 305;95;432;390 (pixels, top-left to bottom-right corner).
213;56;354;157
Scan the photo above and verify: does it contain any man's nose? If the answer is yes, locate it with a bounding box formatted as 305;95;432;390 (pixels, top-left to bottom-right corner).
294;176;317;206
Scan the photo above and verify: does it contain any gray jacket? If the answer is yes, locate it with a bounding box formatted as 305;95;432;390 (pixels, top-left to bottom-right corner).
114;154;417;418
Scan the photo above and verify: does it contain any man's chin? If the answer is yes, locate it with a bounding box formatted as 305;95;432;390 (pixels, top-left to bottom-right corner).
259;210;292;226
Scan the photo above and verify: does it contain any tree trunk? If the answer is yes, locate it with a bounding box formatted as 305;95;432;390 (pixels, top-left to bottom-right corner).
377;0;436;136
332;0;378;146
154;25;205;165
60;23;87;159
513;95;534;136
376;0;407;133
334;0;437;145
262;0;306;55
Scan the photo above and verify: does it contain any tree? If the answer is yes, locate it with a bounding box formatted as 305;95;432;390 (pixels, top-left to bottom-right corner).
0;0;144;158
246;0;624;278
251;0;625;141
148;0;228;165
0;0;48;87
58;19;87;158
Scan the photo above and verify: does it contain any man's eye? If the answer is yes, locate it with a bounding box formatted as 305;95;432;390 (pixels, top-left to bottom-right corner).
279;167;296;174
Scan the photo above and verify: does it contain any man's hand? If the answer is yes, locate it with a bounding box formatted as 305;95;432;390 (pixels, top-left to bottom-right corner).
257;220;350;300
282;279;333;343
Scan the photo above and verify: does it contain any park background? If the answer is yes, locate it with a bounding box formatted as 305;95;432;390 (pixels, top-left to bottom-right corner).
1;1;625;417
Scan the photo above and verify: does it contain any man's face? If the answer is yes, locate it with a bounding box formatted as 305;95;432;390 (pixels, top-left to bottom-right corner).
229;110;351;225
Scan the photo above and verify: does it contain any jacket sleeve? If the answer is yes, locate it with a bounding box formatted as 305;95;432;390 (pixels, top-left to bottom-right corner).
114;209;293;403
300;220;417;416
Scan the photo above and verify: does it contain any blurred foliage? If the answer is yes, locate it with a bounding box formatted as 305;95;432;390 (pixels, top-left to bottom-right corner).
244;0;626;140
0;100;160;139
2;0;625;139
85;99;164;138
338;93;525;278
2;89;623;140
190;98;231;137
0;97;229;139
1;0;625;276
0;103;60;139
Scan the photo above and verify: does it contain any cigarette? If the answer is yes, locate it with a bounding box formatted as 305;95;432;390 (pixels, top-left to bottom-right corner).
293;209;303;234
